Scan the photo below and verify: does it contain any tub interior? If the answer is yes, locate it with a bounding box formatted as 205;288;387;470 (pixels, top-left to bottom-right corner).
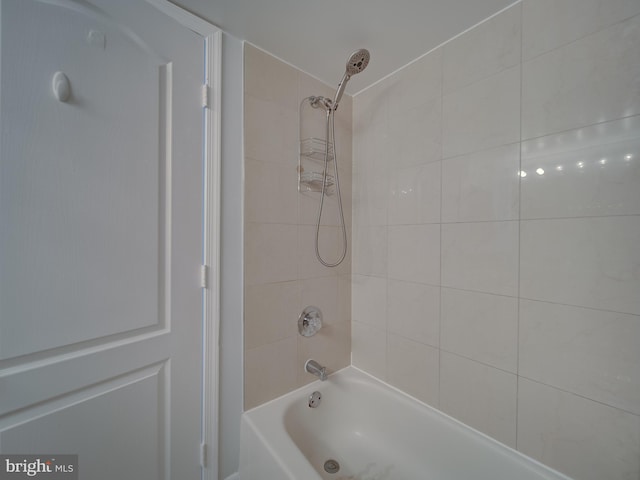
284;377;433;479
280;368;569;480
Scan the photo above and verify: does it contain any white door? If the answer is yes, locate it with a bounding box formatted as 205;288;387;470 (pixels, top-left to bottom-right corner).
0;1;207;478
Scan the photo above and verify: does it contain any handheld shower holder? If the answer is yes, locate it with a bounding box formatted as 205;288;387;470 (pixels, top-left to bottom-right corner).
309;96;333;111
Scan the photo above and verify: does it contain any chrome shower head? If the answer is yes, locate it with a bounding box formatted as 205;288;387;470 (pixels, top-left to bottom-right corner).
333;49;370;111
345;49;370;76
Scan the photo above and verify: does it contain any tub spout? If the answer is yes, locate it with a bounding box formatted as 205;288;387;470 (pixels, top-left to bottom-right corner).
305;359;327;381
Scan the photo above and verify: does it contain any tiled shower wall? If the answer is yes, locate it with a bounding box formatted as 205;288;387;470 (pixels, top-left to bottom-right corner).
243;45;352;409
351;2;640;480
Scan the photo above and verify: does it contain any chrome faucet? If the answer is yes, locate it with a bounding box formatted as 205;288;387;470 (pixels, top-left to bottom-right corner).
305;359;327;381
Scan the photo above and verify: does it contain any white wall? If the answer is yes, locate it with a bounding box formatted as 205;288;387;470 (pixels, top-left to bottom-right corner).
218;32;244;480
352;2;640;480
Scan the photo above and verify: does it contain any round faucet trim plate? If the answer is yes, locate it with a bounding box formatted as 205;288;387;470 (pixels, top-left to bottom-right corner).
298;306;322;337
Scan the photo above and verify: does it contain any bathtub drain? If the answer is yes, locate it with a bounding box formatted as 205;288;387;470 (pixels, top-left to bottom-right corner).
323;459;340;474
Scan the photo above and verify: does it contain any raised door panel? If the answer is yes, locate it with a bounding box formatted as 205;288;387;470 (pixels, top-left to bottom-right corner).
0;0;171;359
1;363;167;479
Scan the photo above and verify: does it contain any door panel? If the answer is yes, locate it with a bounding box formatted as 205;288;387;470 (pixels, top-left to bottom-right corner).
0;1;204;478
1;0;168;358
2;363;167;479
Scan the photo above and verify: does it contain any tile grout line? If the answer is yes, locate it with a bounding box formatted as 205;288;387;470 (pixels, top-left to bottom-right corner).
515;0;524;452
518;376;640;419
438;45;445;410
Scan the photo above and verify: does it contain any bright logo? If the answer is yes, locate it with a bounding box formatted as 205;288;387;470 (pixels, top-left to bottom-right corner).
0;456;77;480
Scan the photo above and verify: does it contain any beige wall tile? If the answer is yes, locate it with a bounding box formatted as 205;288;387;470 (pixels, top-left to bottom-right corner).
442;66;520;159
244;281;301;350
522;0;640;60
518;378;640;480
441;288;517;373
443;2;521;93
440;352;517;448
387;280;439;348
387;334;439;407
244;337;298;410
522;15;640;140
351;321;387;380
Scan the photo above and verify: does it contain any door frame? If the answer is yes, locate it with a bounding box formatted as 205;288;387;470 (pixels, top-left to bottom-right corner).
147;2;221;479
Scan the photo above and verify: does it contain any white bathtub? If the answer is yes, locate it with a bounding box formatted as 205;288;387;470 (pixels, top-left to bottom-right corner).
239;366;572;480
